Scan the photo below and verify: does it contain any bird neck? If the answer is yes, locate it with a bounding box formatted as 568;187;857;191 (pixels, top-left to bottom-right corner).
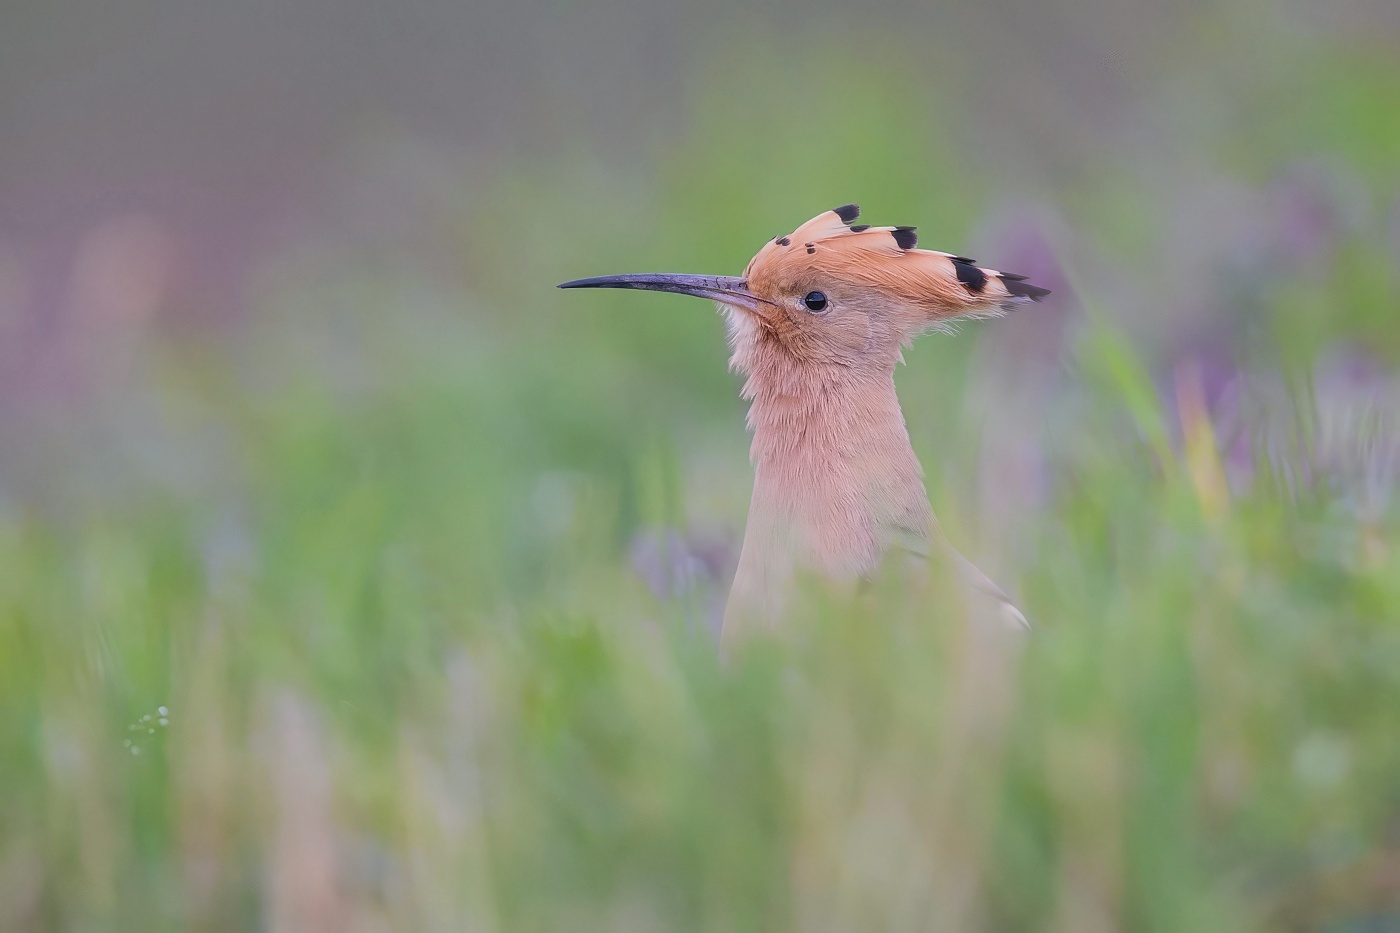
734;353;934;585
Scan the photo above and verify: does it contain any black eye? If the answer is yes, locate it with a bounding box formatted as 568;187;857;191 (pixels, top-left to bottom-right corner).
803;291;828;312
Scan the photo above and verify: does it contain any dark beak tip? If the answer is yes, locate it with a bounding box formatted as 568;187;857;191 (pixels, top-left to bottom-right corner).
557;276;627;290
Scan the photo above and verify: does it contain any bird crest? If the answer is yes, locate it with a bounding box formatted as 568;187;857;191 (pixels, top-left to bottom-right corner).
744;203;1048;327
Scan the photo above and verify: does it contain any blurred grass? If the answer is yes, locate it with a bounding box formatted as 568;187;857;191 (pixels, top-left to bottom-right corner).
3;24;1400;933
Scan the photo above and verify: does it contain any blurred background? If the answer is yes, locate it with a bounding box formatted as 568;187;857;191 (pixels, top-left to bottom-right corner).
3;0;1400;929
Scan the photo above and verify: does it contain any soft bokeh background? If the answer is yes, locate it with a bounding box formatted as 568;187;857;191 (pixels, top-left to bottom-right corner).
3;0;1400;929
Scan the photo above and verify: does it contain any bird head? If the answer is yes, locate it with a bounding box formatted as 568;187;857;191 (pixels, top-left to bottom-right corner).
559;204;1049;372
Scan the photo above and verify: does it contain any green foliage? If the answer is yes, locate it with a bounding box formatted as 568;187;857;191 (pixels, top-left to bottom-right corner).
2;24;1399;933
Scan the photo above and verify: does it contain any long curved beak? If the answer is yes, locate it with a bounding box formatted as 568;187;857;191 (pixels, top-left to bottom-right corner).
557;273;763;314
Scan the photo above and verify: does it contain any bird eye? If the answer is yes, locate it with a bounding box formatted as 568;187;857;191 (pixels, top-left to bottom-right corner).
803;291;828;312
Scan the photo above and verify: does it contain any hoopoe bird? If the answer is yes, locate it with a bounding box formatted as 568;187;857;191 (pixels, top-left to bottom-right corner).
560;205;1049;647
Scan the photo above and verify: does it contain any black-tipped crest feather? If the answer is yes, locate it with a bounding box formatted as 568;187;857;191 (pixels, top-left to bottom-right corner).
953;260;987;293
1001;276;1051;300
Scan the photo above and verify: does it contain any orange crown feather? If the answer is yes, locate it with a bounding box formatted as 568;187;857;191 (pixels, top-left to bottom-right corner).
745;203;1048;322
